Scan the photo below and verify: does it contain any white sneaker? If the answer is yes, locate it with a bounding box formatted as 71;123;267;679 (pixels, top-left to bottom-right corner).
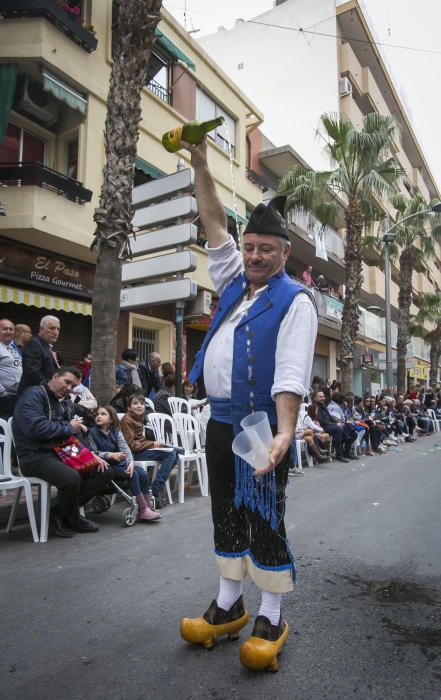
383;439;396;446
289;467;304;476
377;445;387;453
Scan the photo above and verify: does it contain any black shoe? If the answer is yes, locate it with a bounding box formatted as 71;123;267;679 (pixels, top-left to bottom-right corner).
249;615;286;642
67;515;99;533
405;436;415;442
336;456;350;463
351;454;359;460
152;491;168;509
51;513;75;538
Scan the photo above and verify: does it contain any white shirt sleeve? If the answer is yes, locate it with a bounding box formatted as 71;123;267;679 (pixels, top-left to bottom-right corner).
206;235;243;296
272;293;318;399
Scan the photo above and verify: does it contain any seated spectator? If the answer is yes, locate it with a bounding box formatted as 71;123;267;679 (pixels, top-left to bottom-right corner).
88;405;160;521
138;352;162;398
161;362;175;381
19;315;61;393
0;318;22;420
312;390;356;462
13;323;32;356
12;366;112;538
301;265;316;287
115;348;143;391
183;379;207;411
121;393;178;508
70;381;97;412
154;375;176;415
352;396;384;454
110;383;140;414
75;351;92;388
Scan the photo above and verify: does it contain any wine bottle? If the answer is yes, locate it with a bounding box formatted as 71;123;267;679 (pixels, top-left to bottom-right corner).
162;116;225;153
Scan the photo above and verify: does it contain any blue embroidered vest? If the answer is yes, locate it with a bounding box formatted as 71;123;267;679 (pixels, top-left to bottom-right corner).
189;270;310;427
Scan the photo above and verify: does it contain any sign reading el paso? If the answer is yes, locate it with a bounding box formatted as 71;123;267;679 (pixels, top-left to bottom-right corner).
0;238;95;296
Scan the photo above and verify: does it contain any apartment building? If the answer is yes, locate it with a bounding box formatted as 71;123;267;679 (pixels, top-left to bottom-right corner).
0;1;263;368
200;0;441;392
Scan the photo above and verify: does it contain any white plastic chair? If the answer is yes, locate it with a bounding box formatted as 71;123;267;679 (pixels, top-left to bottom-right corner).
168;397;191;415
351;428;366;456
427;409;440;433
145;397;155;412
148;412;207;503
0;418;39;543
8;418;52;543
173;412;208;499
134;460;173;505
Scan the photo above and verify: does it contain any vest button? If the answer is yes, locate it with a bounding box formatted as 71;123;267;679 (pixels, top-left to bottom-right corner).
248;379;256;385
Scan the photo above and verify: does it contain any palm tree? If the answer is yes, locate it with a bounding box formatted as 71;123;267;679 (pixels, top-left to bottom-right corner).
389;193;441;394
410;293;441;388
278;112;404;393
90;0;162;404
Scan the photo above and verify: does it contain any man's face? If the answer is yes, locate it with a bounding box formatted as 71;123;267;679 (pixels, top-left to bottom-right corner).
39;319;60;344
315;391;325;405
243;233;290;287
150;354;161;371
0;319;14;345
308;266;312;273
17;326;32;344
397;395;404;403
49;372;77;399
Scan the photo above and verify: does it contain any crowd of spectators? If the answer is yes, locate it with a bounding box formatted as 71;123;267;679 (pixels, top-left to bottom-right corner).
301;266;342;299
291;375;441;474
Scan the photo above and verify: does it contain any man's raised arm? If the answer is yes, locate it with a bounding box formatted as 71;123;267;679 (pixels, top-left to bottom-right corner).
185;138;229;248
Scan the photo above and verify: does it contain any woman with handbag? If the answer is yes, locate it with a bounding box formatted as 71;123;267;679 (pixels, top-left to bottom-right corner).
88;406;160;522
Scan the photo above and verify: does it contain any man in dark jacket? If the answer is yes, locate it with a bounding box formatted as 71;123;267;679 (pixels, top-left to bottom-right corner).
139;352;162;397
312;390;353;462
13;366;112;538
18;315;61;393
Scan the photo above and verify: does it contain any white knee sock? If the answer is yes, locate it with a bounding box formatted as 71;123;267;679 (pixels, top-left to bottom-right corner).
216;576;243;611
258;590;282;625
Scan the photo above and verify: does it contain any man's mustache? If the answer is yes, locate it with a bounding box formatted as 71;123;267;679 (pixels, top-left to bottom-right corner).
246;262;267;268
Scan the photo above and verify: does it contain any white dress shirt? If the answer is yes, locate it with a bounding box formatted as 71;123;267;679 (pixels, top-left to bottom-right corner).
203;235;318;400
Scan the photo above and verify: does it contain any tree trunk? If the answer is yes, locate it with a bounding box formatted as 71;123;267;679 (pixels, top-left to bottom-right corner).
429;338;440;388
396;247;414;395
90;0;162;405
340;197;364;394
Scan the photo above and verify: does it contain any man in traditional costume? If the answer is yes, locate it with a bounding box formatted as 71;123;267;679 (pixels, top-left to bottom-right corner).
180;139;317;672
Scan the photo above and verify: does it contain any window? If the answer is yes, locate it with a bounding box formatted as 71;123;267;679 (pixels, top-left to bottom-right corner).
196;88;236;156
146;51;170;103
0;124;46;164
66;139;79;179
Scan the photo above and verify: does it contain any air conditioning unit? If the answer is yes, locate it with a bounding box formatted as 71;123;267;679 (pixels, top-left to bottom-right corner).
185;290;212;318
339;76;352;97
17;75;59;126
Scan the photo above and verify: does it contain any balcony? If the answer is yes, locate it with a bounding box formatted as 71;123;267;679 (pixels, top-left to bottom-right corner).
293;276;344;328
290;208;345;261
147;79;170;104
0;162;92;204
246;167;271;192
0;0;98;52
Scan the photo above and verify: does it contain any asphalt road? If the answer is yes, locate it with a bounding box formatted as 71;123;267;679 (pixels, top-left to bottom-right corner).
1;434;441;700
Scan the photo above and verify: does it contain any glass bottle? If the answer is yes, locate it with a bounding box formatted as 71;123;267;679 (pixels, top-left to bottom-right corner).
162;116;225;153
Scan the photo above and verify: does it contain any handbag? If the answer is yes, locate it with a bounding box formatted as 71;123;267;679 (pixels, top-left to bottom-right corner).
42;385;99;474
52;435;99;474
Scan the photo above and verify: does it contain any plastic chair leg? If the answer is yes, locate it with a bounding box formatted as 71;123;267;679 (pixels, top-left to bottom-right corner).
39;483;50;543
22;481;39;543
165;479;173;505
178;458;185;504
295;442;303;471
6;488;21;533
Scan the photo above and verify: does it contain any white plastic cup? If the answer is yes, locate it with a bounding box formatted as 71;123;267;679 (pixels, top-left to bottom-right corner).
240;411;273;450
232;429;269;470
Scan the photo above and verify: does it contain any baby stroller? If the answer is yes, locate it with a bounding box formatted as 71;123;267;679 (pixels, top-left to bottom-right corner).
89;473;154;527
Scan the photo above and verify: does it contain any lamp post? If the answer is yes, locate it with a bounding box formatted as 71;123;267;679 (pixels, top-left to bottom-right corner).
381;201;441;391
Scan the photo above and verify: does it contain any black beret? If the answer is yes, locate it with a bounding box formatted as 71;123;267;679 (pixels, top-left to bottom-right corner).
243;195;289;240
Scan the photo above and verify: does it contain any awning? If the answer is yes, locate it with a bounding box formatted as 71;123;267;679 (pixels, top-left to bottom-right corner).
0;63;17;144
42;69;88;115
224;206;248;226
0;286;92;316
134;156;166;180
154;28;196;72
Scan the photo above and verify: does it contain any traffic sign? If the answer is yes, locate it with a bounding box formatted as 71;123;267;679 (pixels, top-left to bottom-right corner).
133;195;197;230
132;168;194;208
120;278;197;309
130;223;197;256
122;251;197;283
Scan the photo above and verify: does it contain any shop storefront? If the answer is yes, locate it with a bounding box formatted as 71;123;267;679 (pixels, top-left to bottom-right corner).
0;237;94;363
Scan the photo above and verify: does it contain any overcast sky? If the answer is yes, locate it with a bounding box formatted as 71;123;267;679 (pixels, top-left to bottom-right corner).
163;0;441;194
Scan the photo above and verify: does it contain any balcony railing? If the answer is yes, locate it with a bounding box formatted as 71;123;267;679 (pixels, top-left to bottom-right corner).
0;162;92;204
0;0;98;52
290;208;345;260
246;167;271;192
292;276;344;324
147;79;170;103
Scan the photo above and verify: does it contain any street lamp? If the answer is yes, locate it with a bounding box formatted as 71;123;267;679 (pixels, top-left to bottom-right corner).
381;201;441;390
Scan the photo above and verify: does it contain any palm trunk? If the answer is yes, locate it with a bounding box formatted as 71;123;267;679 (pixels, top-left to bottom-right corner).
396;247;414;395
340;197;364;394
90;0;162;404
429;337;440;388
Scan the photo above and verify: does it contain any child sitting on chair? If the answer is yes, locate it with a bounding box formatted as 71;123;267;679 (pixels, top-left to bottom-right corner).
88;405;160;522
121;392;178;509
